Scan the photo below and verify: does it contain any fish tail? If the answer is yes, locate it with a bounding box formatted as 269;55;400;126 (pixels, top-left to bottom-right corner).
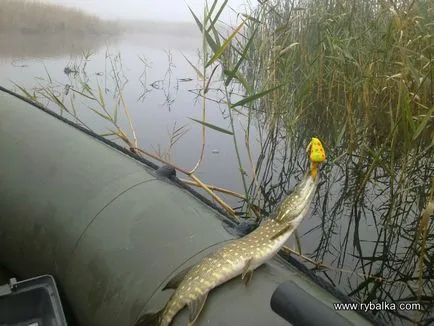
135;309;163;326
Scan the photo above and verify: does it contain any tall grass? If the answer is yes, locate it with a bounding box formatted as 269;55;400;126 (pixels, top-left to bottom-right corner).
0;0;119;35
178;0;434;324
219;1;434;325
10;0;433;324
244;0;433;153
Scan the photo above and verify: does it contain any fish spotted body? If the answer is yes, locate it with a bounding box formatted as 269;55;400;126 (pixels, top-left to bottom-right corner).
137;138;326;326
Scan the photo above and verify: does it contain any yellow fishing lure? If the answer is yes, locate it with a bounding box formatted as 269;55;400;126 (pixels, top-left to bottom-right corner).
306;137;326;177
307;137;326;163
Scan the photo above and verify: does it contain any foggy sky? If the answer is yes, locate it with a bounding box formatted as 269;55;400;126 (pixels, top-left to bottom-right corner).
44;0;254;22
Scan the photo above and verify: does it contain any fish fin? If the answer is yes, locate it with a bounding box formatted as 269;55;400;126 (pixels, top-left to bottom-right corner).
187;292;209;325
163;265;193;290
270;224;292;240
134;310;162;326
242;269;253;287
241;258;253;286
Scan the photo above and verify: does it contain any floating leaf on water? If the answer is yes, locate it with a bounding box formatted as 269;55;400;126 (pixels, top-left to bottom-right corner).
63;66;78;75
177;78;193;82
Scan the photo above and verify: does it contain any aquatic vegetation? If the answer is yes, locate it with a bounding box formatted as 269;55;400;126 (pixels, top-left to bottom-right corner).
216;1;433;325
10;0;433;324
178;0;434;324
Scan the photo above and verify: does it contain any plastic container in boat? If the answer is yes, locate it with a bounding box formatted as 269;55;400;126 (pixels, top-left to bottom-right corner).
0;275;67;326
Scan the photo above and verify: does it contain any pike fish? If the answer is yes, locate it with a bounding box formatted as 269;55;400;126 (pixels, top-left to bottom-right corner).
137;138;326;326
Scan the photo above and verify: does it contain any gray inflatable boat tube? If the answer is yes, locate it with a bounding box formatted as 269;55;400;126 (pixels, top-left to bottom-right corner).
0;86;381;326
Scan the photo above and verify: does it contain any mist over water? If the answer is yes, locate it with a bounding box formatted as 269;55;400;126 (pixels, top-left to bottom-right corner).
1;2;432;325
0;19;261;209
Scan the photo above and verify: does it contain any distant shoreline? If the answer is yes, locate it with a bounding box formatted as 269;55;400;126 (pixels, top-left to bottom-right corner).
0;0;119;35
0;1;210;58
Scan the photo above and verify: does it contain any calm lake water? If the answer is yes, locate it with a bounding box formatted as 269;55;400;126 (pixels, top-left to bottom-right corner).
0;28;263;209
0;24;431;326
0;27;331;262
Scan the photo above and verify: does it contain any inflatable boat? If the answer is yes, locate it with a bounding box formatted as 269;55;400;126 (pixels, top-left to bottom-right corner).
0;86;383;326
